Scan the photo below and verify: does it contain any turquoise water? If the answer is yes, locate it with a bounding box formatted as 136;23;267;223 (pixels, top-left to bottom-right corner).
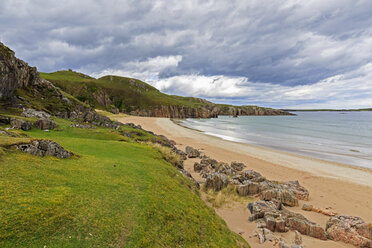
180;112;372;169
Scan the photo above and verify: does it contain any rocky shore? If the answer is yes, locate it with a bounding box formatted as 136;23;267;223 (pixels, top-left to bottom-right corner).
182;146;372;247
115;115;372;248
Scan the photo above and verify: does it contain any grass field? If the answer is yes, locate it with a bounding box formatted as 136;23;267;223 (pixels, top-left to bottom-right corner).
0;115;249;248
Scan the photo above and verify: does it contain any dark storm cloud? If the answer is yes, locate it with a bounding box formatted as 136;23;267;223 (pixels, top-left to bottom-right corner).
0;0;371;108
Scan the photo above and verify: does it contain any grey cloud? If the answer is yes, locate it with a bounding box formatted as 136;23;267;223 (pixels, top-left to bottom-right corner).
0;0;371;108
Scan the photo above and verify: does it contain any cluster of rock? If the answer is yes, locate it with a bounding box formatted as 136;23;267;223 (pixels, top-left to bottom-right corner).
193;155;308;207
12;140;73;159
0;110;58;131
189;150;372;247
56;108;122;129
326;216;372;247
248;200;327;240
10;118;32;131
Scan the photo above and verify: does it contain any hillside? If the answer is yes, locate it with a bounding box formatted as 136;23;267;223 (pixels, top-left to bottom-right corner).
40;70;293;118
0;115;248;247
0;41;249;247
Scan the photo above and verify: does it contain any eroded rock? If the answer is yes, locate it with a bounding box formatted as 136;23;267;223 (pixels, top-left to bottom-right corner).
10;118;31;131
260;188;299;207
248;200;327;240
326;215;372;247
35;118;57;130
22;108;50;118
13;140;73;158
205;172;229;191
231;161;246;171
185;146;200;158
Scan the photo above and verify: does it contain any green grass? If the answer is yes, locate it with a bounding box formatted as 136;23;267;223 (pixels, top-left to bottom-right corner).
0;117;249;248
40;71;212;112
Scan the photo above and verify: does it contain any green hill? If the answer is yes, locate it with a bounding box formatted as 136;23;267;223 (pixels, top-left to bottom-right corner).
40;70;211;113
40;70;293;118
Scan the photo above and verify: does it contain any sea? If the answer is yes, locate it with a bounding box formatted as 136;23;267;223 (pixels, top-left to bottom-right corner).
179;111;372;169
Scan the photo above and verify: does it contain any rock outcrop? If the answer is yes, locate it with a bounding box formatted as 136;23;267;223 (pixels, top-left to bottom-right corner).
248;200;327;240
185;146;200;158
0;42;123;130
22;108;50;118
10;118;32;131
13;140;73;158
0;42;38;100
205;173;229;191
326;216;372;247
129;105;294;118
35;118;58;130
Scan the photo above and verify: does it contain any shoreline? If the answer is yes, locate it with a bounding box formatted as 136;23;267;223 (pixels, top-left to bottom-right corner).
115;115;372;248
171;118;372;177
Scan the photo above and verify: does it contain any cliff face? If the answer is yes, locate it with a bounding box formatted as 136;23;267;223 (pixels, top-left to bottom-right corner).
129;105;294;118
0;42;39;100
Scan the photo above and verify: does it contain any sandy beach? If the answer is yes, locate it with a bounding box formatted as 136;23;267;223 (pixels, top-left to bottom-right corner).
116;116;372;248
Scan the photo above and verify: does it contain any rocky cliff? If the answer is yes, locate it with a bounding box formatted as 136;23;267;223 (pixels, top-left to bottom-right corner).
0;42;121;128
129;105;293;118
0;42;38;100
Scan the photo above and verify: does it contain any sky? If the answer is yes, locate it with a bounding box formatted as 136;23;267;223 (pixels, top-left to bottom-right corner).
1;0;371;109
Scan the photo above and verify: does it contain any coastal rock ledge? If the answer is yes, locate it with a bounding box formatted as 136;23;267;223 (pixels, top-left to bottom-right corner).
129;105;294;118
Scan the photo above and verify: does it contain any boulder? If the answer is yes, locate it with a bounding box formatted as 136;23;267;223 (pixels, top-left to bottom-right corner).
185;146;200;158
194;162;204;172
237;181;260;196
35;118;57;130
215;162;236;176
173;148;187;160
326;216;372;247
10;118;31;131
205;172;228;191
286;216;327;240
13;140;72;158
237;170;266;183
302;204;313;211
260;189;298;207
231;161;245;171
200;157;218;168
282;181;309;201
21;108;50;118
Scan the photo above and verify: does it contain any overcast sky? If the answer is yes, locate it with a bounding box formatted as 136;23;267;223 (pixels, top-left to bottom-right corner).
1;0;371;109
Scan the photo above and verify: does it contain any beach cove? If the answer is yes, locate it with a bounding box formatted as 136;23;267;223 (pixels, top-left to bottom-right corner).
116;115;372;248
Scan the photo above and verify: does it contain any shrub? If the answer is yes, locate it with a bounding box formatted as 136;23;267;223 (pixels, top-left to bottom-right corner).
203;184;254;208
151;143;183;169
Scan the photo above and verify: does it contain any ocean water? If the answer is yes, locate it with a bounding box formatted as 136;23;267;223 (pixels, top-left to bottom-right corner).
179;112;372;169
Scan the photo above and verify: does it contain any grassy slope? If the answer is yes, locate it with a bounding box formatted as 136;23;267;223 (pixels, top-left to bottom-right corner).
40;71;211;112
0;116;248;247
